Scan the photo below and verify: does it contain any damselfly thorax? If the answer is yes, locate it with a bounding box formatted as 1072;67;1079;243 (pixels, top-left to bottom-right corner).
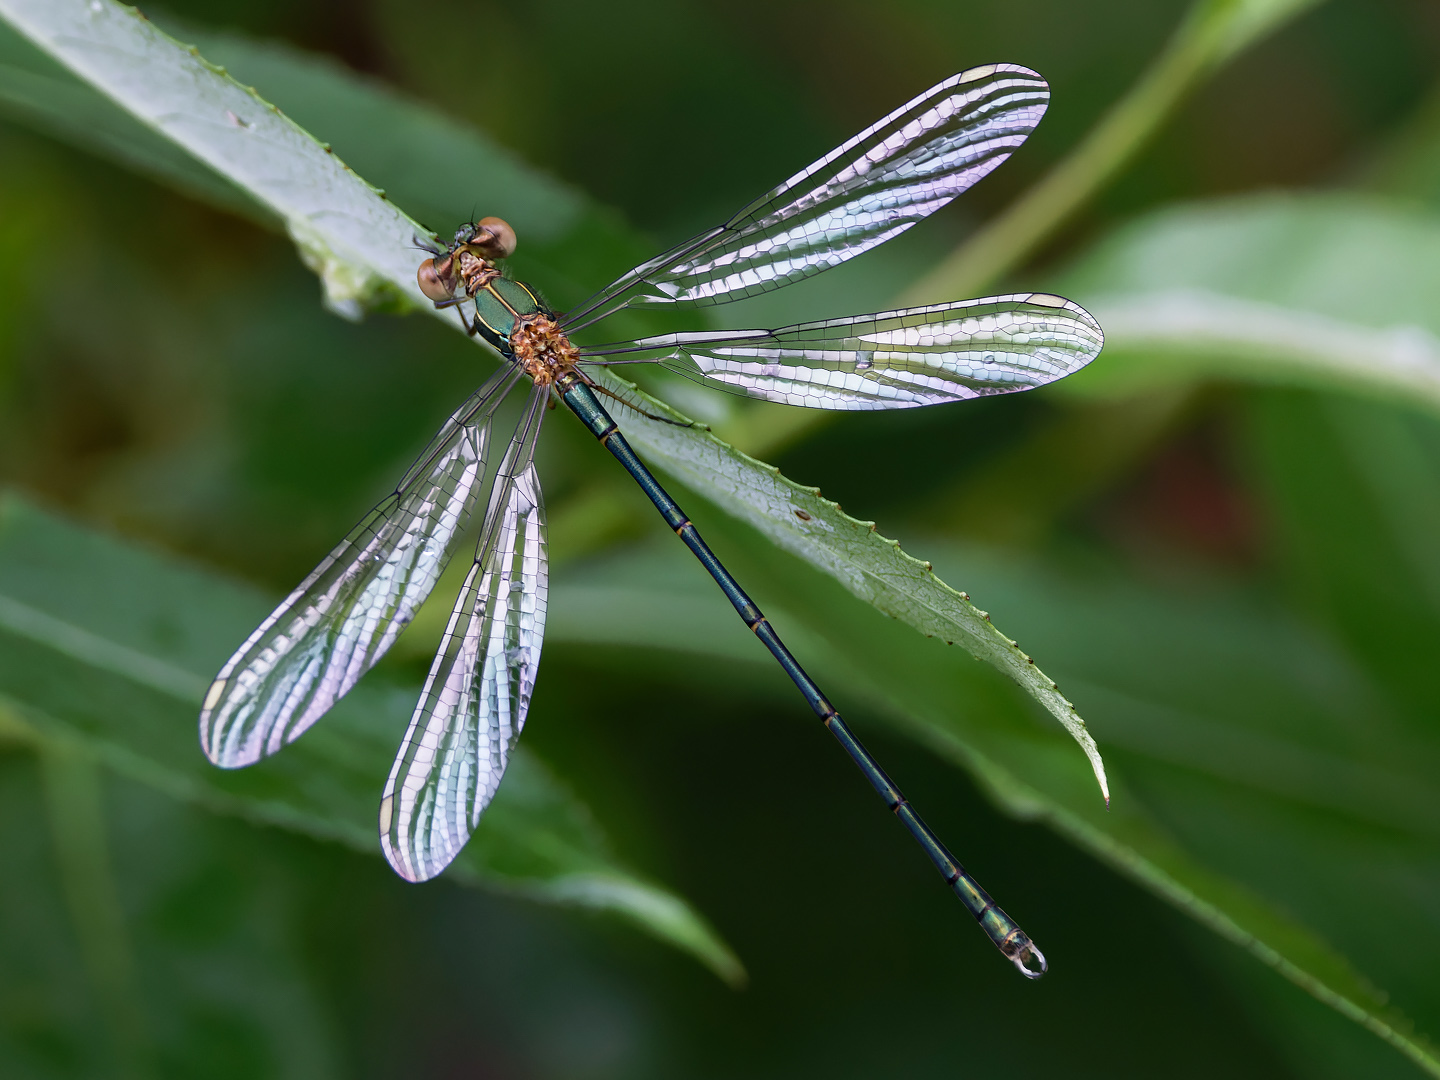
418;217;582;388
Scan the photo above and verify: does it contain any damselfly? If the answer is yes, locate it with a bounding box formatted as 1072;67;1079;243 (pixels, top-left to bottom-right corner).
199;65;1102;978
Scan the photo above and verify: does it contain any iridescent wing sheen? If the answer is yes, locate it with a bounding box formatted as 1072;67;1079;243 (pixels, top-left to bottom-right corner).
561;65;1048;329
380;384;549;883
585;293;1102;411
199;365;524;768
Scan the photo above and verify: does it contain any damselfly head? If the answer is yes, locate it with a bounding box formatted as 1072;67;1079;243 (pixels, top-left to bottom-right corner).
464;216;517;261
417;253;460;303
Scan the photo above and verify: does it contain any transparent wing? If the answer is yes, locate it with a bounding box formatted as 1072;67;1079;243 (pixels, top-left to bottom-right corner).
200;364;524;768
562;65;1047;329
585;293;1102;411
380;384;549;883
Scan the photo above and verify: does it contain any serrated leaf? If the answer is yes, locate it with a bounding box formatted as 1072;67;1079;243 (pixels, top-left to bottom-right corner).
593;383;1109;802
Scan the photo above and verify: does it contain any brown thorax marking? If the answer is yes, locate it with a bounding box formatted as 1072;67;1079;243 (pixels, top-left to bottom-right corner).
510;314;580;387
456;249;501;296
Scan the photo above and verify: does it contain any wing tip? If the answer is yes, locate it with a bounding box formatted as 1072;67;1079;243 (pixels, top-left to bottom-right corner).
379;791;460;883
197;728;261;770
958;61;1046;87
1024;292;1105;347
379;837;445;884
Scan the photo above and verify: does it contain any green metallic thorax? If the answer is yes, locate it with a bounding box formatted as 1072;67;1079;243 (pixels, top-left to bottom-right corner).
470;275;551;356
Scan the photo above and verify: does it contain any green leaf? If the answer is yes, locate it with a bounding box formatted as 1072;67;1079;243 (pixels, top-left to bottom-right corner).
0;0;1108;798
548;525;1440;1076
34;743;154;1077
1243;390;1440;721
0;492;742;986
1060;194;1440;415
0;751;347;1079
0;15;273;223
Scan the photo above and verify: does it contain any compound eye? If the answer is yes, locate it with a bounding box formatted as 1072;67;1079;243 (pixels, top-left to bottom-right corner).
417;256;456;303
473;216;517;260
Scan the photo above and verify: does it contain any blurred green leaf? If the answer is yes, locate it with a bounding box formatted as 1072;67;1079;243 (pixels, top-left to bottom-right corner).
548;524;1440;1076
0;751;348;1080
0;0;1109;801
922;386;1195;544
1060;194;1440;414
1244;390;1440;720
0;492;742;984
35;743;152;1079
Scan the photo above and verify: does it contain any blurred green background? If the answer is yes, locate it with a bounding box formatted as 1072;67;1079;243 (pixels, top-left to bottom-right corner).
3;0;1440;1076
